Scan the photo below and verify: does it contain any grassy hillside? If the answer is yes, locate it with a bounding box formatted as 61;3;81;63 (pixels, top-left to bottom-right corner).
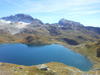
70;40;100;69
0;33;100;75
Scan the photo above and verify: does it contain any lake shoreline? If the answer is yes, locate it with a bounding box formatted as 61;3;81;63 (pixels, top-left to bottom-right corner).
0;43;92;71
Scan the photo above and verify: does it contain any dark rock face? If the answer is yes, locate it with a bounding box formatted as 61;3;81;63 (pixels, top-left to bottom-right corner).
31;19;44;26
76;36;87;41
25;36;34;43
86;26;100;35
58;38;79;45
47;26;61;36
63;38;79;45
97;48;100;57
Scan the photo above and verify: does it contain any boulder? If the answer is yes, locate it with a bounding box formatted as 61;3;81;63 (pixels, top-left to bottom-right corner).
37;64;49;71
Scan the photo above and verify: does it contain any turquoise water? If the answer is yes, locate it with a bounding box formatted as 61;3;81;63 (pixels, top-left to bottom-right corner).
0;44;92;71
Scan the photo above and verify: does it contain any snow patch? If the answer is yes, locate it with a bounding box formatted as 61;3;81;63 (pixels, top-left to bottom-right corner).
15;22;30;29
0;19;11;24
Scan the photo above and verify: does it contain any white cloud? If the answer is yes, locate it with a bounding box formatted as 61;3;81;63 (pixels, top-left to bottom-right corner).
3;0;100;15
3;0;100;13
75;10;100;15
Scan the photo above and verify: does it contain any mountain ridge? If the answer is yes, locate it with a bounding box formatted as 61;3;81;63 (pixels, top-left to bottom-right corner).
0;13;100;45
0;13;98;27
0;14;100;27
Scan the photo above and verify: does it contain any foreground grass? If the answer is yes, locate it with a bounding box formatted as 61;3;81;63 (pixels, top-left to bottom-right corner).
0;62;99;75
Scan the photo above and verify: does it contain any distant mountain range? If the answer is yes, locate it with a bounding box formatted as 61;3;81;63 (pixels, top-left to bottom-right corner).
0;14;100;45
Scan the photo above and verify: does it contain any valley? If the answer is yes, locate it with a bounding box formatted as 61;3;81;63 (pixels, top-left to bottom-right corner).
0;14;100;75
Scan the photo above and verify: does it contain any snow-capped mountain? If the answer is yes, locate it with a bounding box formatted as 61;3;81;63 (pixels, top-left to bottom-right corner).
0;14;44;34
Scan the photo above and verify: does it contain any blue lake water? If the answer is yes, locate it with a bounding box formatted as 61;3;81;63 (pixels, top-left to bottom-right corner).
0;43;92;71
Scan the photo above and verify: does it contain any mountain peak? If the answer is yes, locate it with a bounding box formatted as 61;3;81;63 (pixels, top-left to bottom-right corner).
1;14;34;23
15;14;33;19
58;18;84;26
59;18;70;25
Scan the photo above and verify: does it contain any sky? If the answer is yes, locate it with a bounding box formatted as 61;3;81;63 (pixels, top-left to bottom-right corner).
0;0;100;27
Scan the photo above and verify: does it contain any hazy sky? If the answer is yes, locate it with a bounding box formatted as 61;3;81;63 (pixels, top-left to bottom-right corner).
0;0;100;27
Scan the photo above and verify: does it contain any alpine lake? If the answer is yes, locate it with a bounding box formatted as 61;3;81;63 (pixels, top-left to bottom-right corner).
0;43;92;71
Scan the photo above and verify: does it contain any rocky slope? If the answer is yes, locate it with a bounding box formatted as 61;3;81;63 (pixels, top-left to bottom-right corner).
0;14;100;45
0;14;100;36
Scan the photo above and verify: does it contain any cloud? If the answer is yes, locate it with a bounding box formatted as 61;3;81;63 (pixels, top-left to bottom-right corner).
69;10;100;16
3;0;100;15
82;10;100;15
2;0;99;16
